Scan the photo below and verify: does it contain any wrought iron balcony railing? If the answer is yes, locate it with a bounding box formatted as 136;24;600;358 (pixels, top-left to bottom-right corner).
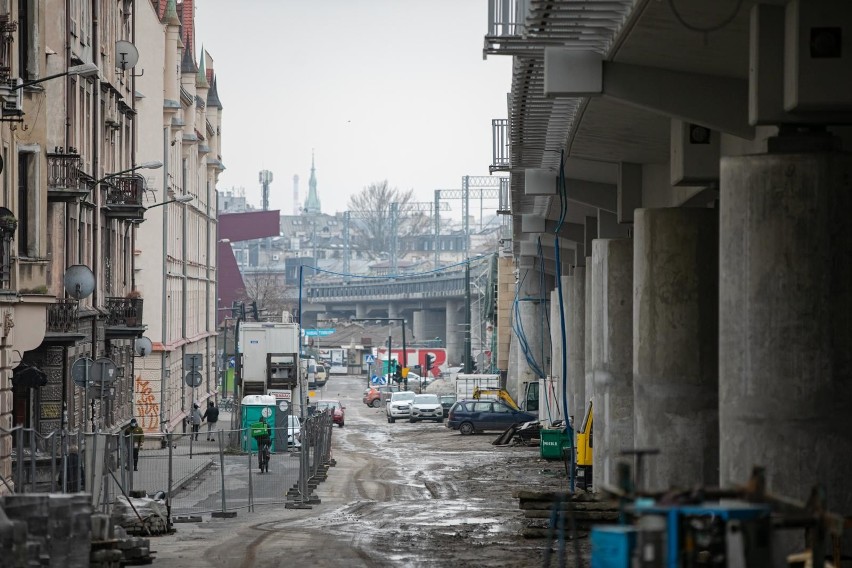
104;296;144;328
105;175;144;207
104;175;145;218
47;153;89;201
46;299;80;333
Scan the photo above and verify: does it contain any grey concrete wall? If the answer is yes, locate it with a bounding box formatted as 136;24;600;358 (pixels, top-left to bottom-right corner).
516;299;544;391
413;309;445;345
719;153;852;516
569;266;586;427
633;208;719;492
590;239;634;488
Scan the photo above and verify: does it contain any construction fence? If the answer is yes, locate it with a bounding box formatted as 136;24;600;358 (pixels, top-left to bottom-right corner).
3;410;336;521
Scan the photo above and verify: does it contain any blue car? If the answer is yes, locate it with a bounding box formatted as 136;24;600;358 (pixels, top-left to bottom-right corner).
446;399;537;435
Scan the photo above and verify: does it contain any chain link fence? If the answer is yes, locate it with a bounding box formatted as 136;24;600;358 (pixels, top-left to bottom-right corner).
3;409;335;521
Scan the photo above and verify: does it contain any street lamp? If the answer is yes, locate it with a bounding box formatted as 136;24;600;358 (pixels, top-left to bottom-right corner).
351;317;407;387
144;194;193;211
14;62;99;90
96;160;163;185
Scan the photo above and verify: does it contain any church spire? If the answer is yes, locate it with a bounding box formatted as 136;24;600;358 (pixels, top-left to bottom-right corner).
303;150;321;214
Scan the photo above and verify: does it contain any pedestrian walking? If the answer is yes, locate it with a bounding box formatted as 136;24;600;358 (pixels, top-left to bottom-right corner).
124;419;145;471
190;403;203;441
202;400;220;441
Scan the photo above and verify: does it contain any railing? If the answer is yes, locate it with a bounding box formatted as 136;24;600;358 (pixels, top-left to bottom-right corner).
47;153;86;192
104;296;144;327
0;233;11;289
105;175;144;208
305;272;469;303
491;118;510;173
498;176;512;215
47;298;80;333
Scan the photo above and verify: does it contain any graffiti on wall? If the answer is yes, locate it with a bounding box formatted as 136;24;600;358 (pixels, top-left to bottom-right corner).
135;375;160;432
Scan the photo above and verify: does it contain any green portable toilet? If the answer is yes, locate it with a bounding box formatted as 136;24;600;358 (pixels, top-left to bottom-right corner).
240;394;277;452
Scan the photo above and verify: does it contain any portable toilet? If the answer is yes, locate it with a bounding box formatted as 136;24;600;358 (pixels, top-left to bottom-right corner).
240;394;277;452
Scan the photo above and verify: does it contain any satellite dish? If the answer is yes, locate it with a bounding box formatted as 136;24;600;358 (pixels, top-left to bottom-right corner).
135;337;154;357
115;41;139;71
64;265;95;300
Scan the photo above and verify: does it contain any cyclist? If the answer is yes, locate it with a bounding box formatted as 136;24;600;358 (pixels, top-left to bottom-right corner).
250;415;272;473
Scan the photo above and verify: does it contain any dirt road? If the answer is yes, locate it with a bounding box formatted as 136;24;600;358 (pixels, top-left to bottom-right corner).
151;375;577;567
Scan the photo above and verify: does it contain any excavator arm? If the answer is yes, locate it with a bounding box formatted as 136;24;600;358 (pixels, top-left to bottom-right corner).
472;387;520;411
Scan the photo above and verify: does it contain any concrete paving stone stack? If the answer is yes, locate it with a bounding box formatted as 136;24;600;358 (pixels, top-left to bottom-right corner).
0;507;29;568
1;494;50;566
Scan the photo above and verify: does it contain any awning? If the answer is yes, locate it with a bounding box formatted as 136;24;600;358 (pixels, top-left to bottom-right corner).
12;363;48;388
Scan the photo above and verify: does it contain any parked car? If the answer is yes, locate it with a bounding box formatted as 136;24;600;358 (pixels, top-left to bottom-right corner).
439;394;457;418
314;364;328;386
363;384;399;407
386;391;416;423
287;415;301;447
446;399;537;435
409;394;444;423
315;399;345;427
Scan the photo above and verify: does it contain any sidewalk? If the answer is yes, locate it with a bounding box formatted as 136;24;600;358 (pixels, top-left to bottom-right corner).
129;415;238;496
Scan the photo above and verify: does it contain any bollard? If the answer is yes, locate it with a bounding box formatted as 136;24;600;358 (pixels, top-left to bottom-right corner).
247;439;254;513
167;432;174;531
219;436;227;513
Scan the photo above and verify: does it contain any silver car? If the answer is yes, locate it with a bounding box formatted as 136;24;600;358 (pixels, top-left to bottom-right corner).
409;394;444;423
386;391;416;423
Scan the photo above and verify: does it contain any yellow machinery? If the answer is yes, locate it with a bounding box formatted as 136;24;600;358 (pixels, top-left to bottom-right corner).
576;401;593;489
472;387;520;411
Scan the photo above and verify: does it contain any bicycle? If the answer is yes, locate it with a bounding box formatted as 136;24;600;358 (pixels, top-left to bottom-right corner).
219;398;235;412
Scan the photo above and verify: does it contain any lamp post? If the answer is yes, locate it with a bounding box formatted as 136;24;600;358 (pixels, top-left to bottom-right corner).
351;317;407;388
12;62;100;90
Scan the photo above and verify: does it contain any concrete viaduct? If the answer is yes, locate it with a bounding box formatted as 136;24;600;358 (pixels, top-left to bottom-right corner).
483;0;852;547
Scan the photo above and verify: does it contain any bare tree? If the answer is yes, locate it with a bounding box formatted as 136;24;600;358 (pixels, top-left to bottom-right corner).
236;269;294;320
347;181;431;254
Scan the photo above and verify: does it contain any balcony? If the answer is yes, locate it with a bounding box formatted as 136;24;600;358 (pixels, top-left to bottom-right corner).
490;118;510;174
104;175;145;219
104;296;145;338
43;299;87;344
47;153;90;202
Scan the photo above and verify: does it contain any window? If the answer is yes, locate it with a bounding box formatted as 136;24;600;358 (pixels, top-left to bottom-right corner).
17;152;30;256
473;402;492;413
492;403;512;414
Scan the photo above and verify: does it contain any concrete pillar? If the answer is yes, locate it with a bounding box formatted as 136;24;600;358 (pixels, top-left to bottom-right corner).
355;303;367;319
387;303;399;320
413;309;444;344
548;284;566;425
584;259;593;412
590;239;634;489
569;266;586;427
471;300;483;368
445;300;463;366
719;151;852;514
633;208;719;492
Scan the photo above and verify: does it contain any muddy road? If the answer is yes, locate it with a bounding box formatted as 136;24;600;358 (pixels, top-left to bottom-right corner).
152;375;576;567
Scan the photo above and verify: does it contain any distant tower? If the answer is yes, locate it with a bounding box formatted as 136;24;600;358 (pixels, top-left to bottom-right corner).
259;170;273;211
303;150;321;215
292;174;300;215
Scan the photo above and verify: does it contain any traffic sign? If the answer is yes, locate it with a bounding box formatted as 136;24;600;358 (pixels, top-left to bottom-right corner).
304;328;335;337
185;371;203;388
91;358;118;383
71;357;95;387
364;354;375;364
184;353;203;370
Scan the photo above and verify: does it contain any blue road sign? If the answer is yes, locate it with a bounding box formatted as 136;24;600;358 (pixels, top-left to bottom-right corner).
304;328;335;337
364;354;376;364
371;375;386;385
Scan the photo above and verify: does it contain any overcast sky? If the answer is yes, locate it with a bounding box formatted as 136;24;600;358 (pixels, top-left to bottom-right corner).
194;1;511;219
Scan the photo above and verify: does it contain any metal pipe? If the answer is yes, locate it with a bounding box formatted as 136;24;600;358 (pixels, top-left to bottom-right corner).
218;436;226;513
160;125;169;435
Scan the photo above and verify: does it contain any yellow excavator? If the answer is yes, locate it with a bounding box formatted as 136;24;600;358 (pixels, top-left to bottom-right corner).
472;387;521;411
576;401;593;489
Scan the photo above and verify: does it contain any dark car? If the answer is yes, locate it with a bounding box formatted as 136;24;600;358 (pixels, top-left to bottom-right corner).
439;394;457;418
446;399;537;435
